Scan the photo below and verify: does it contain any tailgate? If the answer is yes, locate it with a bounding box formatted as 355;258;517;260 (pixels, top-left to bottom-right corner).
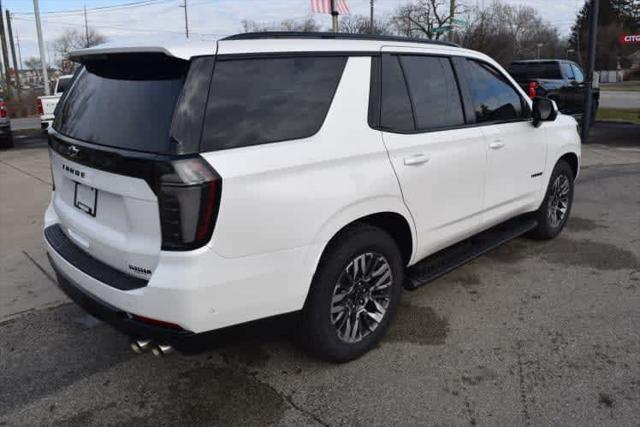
49;141;161;280
41;96;59;115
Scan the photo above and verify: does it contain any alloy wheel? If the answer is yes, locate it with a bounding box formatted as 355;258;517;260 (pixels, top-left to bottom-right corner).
548;174;570;228
330;252;393;343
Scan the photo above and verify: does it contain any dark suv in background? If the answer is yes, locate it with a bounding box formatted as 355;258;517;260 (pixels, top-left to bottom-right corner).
508;59;598;122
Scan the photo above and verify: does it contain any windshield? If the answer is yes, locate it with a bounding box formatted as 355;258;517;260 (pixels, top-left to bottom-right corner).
508;62;562;80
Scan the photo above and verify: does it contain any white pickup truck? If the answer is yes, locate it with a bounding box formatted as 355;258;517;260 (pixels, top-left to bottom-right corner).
37;75;73;131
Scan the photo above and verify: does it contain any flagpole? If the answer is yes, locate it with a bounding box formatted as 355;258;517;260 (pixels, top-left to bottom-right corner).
331;0;338;32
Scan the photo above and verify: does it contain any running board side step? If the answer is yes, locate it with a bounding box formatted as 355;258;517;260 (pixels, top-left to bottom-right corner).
405;216;538;290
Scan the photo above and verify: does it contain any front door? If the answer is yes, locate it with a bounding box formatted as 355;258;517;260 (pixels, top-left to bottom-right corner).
457;58;547;225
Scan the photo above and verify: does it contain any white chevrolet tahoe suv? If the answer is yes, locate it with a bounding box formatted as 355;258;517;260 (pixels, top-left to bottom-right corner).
44;33;580;362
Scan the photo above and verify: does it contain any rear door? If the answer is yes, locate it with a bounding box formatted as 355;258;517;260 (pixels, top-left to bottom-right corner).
49;53;212;280
457;58;546;225
377;47;486;260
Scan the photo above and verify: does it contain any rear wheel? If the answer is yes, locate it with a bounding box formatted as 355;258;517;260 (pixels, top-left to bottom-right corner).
298;224;403;362
529;160;574;240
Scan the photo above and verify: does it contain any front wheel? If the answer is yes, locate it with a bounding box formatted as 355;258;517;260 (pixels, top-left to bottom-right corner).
297;224;404;362
529;160;574;240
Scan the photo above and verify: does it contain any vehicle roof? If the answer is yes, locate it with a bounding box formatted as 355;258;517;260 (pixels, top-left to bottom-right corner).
69;32;481;62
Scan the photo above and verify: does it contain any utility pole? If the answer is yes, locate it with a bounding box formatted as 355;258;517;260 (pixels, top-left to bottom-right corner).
179;0;189;39
581;0;599;141
33;0;50;95
83;4;90;47
6;10;20;94
331;0;338;32
370;0;374;34
0;0;12;98
449;0;455;42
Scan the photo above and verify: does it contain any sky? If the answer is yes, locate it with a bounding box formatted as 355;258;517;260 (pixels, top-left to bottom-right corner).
3;0;587;69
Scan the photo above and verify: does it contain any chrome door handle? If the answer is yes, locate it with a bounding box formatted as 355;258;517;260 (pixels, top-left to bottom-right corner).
489;142;505;150
403;154;430;166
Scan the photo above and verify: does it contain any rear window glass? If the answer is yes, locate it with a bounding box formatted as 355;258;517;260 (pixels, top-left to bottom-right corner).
400;55;465;130
54;53;189;154
200;56;346;151
380;55;414;132
508;62;562;80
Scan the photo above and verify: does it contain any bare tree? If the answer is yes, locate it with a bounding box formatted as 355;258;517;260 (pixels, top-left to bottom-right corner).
24;57;41;71
338;14;392;35
53;28;107;73
457;1;564;65
241;17;320;33
391;0;463;40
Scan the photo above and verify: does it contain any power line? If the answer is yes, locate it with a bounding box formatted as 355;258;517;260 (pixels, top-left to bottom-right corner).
12;15;222;38
12;0;171;16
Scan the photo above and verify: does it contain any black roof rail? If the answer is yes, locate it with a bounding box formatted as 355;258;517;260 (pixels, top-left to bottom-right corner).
222;32;460;48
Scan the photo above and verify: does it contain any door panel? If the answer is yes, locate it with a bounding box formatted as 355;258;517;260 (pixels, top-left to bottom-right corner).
382;129;486;260
481;122;547;224
456;57;547;224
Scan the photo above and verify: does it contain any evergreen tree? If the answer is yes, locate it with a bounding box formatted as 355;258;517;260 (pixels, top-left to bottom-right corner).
568;0;639;69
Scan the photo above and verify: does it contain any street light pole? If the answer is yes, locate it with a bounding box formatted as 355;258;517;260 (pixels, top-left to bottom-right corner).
33;0;50;96
449;0;455;42
370;0;374;34
331;0;338;32
581;0;599;141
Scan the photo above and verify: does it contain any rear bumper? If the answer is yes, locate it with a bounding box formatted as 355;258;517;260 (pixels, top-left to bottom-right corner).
44;201;321;336
48;253;194;346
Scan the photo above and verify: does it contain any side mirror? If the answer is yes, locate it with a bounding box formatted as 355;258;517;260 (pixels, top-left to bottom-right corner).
532;97;558;127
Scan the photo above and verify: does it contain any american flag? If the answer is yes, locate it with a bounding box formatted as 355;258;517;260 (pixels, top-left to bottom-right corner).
310;0;350;15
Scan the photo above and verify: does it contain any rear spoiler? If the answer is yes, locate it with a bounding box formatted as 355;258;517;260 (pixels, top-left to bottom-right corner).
69;47;179;64
68;42;217;63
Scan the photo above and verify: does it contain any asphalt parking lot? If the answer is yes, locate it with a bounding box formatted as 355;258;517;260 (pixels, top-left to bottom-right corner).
1;127;639;425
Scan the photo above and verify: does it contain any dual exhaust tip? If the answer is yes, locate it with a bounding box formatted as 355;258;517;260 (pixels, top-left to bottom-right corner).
131;339;173;357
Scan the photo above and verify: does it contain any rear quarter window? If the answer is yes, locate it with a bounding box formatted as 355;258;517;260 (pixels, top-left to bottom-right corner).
200;56;347;152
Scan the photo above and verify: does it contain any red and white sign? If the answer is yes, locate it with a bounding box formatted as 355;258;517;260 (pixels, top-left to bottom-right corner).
620;33;640;45
310;0;350;15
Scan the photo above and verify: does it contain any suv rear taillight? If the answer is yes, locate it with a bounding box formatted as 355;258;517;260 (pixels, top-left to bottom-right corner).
36;98;44;115
527;81;539;99
155;157;222;251
0;101;7;118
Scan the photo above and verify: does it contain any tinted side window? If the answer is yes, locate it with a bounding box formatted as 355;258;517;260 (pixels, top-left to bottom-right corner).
200;56;346;151
380;55;414;132
400;55;464;130
464;59;524;123
571;65;584;83
561;63;574;80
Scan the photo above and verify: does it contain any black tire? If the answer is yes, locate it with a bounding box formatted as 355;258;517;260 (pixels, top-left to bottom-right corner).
529;160;574;240
297;224;404;362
